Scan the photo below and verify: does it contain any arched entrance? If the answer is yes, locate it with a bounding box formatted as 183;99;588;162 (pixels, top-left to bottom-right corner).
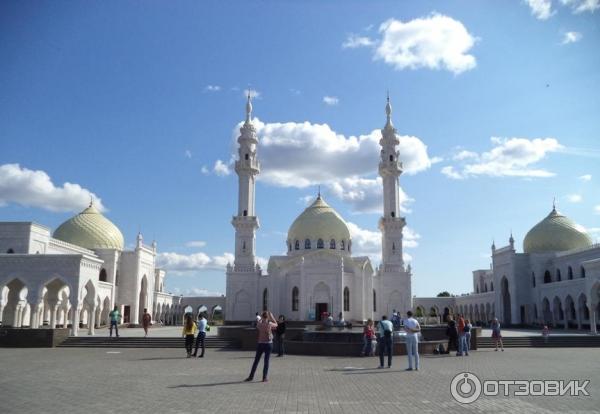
313;282;331;321
501;277;511;324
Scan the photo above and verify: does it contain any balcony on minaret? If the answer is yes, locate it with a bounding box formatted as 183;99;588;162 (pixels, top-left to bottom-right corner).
234;157;260;175
378;158;403;177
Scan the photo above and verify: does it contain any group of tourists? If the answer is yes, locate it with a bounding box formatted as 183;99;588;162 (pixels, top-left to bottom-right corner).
107;306;152;338
182;312;209;358
445;315;504;353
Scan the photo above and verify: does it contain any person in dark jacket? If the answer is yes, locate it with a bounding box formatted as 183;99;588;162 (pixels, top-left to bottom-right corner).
275;315;286;357
445;317;459;354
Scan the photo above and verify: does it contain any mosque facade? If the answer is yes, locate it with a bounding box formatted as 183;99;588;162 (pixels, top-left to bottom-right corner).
0;204;183;336
225;96;412;322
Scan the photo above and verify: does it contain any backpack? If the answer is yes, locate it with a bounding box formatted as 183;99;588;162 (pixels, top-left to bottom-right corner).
464;324;471;333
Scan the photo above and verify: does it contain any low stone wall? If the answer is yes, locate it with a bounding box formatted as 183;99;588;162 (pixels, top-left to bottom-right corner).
0;328;69;347
285;339;447;356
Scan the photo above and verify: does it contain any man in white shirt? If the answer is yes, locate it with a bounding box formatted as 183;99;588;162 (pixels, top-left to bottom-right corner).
193;313;208;358
404;311;421;371
378;315;394;368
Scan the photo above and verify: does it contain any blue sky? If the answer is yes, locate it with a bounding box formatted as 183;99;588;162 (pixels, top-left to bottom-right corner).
1;0;599;297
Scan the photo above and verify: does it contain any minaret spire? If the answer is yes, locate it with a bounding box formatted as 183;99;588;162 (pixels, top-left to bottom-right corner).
385;90;393;129
245;92;253;124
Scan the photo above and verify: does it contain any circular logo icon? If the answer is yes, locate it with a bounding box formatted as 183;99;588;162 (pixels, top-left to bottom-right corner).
450;372;482;404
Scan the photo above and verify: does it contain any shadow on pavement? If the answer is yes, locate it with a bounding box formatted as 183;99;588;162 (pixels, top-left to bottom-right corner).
169;381;246;388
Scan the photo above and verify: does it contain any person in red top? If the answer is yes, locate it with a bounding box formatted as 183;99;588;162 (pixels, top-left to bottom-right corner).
245;311;278;382
361;319;375;356
142;308;151;337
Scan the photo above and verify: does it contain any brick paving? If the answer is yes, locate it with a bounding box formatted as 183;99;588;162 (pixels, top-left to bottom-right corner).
0;347;598;413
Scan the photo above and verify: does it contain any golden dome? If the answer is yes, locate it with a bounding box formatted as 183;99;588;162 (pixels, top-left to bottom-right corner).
53;203;124;251
288;196;350;246
523;207;592;254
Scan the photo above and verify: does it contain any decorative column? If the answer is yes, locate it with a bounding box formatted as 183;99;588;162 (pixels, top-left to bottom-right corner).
71;305;80;336
88;304;96;335
590;304;598;335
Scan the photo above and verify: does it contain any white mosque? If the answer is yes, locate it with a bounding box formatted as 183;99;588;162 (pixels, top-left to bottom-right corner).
0;203;183;336
1;95;598;336
225;95;412;322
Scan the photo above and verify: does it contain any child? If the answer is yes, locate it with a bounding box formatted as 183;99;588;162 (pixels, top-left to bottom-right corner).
182;313;198;357
362;319;375;356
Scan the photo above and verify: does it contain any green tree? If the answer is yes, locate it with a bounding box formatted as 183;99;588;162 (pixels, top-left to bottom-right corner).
437;291;451;297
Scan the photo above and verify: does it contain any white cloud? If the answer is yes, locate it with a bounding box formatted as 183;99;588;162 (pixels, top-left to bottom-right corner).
244;89;261;99
560;0;600;13
205;85;221;92
323;96;340;106
172;287;224;297
561;31;582;44
185;149;192;158
374;14;477;75
594;205;600;215
525;0;555;19
186;240;207;248
565;194;583;203
441;165;465;180
0;163;106;213
201;166;210;175
442;137;563;179
327;177;414;214
578;174;592;181
347;222;420;261
222;118;431;213
453;150;479;161
157;251;234;272
342;34;375;49
213;159;231;176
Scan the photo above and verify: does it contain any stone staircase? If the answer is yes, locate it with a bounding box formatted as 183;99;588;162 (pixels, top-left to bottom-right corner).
478;335;600;348
59;336;240;349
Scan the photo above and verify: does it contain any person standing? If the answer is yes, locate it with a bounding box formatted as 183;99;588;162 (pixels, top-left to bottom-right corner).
362;319;375;356
457;314;466;356
109;305;121;338
491;318;504;351
404;311;421;371
463;319;472;356
245;311;278;382
255;312;261;327
445;317;458;354
193;313;207;358
142;308;151;338
182;313;197;358
377;315;393;368
275;315;286;357
542;325;549;344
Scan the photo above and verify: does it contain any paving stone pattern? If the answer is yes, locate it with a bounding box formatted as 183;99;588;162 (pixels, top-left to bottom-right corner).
0;347;598;413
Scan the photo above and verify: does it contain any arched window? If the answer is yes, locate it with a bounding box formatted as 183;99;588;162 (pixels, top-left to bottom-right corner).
343;287;350;312
389;155;394;161
476;286;479;293
348;240;351;253
484;283;488;292
99;268;107;282
556;269;561;282
304;239;311;249
568;266;573;280
292;287;299;311
490;282;494;291
262;288;268;311
6;248;14;254
317;239;324;249
242;241;246;251
391;211;395;218
330;239;336;249
581;266;586;278
373;289;377;312
245;153;249;160
392;242;395;251
532;272;536;288
288;242;291;252
340;240;345;250
243;209;247;216
294;240;300;250
544;270;552;284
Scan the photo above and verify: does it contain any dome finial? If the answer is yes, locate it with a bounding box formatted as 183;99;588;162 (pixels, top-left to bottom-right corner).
317;185;321;199
385;91;393;128
245;91;253;124
552;197;556;211
89;196;93;208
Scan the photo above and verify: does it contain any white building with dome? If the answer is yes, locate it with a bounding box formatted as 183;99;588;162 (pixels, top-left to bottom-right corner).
0;201;183;336
226;95;413;322
414;204;600;334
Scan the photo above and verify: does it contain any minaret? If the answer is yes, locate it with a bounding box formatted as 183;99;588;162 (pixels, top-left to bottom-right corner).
232;94;260;272
378;93;405;267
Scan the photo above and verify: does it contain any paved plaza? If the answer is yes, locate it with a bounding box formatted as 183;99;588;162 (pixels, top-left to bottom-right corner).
0;346;598;414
